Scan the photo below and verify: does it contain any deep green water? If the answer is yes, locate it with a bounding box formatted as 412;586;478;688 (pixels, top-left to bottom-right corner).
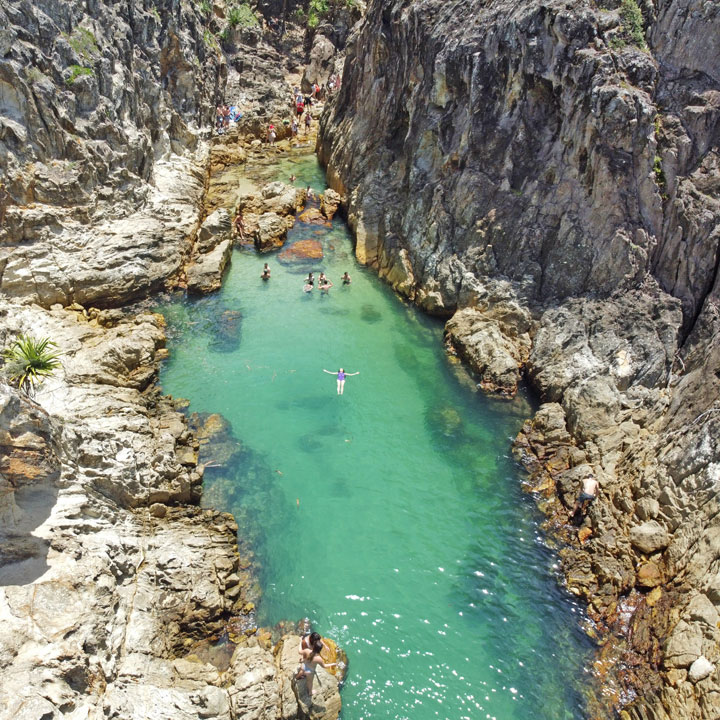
158;158;593;720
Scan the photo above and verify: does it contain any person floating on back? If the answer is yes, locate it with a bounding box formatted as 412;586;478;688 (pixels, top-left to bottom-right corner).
323;367;359;395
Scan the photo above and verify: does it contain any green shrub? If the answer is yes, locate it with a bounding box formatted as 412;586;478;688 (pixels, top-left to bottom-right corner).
2;335;62;396
619;0;645;48
65;27;99;61
653;155;666;192
308;0;329;28
227;3;258;27
197;0;212;15
66;65;94;85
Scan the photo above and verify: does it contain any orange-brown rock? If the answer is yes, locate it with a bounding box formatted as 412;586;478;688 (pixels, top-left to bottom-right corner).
278;239;323;264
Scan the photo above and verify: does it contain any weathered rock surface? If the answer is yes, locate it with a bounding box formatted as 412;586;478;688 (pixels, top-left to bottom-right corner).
0;299;342;720
319;1;720;717
0;0;224;307
186;238;233;294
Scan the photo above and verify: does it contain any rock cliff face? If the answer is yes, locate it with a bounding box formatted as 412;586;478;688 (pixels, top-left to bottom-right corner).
318;0;719;717
0;0;223;307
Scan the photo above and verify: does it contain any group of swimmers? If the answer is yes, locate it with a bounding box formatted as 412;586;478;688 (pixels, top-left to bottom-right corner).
302;271;351;293
260;264;351;292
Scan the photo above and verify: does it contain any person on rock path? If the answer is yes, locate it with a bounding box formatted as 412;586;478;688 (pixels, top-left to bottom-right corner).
568;475;599;523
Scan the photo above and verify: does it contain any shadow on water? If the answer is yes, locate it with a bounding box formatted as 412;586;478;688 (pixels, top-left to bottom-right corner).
163;292;242;355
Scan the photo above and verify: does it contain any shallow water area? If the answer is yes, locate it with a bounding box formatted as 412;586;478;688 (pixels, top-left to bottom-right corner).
159;156;594;719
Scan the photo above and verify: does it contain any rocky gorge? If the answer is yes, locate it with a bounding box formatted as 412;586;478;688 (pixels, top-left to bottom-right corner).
318;0;719;718
1;0;718;719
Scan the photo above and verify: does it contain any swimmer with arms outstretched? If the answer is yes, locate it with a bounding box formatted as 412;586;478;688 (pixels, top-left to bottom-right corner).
323;367;359;395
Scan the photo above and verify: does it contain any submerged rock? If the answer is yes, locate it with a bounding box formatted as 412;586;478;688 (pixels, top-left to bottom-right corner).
278;239;324;264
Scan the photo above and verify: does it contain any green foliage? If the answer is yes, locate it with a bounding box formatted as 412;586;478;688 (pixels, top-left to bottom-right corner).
227;3;258;27
308;0;329;28
2;335;62;396
203;28;220;50
653;155;667;193
64;26;99;61
26;67;46;84
197;0;212;15
619;0;645;48
66;65;94;85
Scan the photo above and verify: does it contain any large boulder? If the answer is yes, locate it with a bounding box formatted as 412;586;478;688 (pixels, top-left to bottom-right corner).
196;208;231;253
665;620;704;668
301;34;336;93
254;212;289;252
186;239;233;294
445;306;531;395
629;521;670;555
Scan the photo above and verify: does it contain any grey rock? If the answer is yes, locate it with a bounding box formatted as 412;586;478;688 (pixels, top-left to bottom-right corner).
301;34;337;93
635;497;660;521
630;521;670;555
197;209;232;254
186;239;233;295
687;594;720;629
688;656;715;683
665;620;704;668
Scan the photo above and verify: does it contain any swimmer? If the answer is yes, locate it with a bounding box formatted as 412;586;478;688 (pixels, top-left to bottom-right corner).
323;367;359;395
319;279;333;294
261;263;271;280
341;271;351;284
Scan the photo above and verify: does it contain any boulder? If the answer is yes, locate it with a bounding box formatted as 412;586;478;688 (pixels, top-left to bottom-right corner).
629;521;670;555
687;594;720;628
636;561;663;588
320;189;343;220
301;34;337;93
688;656;715;683
445;307;531;395
664;620;703;668
254;212;289;252
186;239;233;294
196;208;231;253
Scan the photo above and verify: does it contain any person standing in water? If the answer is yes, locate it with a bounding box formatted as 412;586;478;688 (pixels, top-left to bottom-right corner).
261;263;271;280
323;367;359;395
341;271;351;285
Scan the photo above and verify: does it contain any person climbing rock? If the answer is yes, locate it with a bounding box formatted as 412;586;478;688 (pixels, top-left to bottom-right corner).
323;368;359;395
295;639;336;697
233;212;245;240
568;475;599;523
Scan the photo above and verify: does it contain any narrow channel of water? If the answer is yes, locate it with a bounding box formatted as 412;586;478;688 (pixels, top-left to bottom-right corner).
158;157;593;719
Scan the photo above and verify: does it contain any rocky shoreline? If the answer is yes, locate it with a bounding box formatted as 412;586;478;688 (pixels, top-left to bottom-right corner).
317;1;719;718
0;0;347;717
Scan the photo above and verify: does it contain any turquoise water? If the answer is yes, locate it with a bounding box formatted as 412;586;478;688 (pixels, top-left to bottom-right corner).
158;158;593;719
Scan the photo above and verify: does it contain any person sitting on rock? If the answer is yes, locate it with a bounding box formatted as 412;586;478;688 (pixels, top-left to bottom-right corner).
568;475;599;523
